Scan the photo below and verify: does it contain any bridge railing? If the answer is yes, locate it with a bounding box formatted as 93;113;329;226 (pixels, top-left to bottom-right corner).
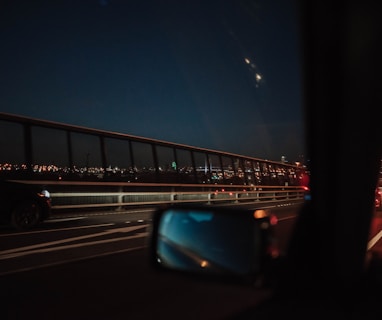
9;180;307;212
47;183;306;211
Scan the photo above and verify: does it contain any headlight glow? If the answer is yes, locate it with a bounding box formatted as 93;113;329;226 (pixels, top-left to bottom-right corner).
39;189;50;198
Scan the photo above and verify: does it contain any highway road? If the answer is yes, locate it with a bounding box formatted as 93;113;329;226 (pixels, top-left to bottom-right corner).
0;203;298;319
1;203;381;319
0;204;299;276
0;209;152;276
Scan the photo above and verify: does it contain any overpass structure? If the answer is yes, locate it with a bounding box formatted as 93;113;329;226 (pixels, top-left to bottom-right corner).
0;113;307;212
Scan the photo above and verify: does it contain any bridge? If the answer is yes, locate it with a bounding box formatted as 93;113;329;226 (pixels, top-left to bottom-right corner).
0;112;308;213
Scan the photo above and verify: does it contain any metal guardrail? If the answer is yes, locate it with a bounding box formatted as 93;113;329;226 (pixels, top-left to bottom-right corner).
9;180;307;211
50;186;305;211
50;189;305;210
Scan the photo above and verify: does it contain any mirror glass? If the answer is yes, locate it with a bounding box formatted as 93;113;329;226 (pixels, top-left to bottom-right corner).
154;208;265;277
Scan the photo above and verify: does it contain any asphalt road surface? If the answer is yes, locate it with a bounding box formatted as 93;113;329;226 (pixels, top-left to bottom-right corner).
0;205;299;320
3;203;381;319
1;245;274;320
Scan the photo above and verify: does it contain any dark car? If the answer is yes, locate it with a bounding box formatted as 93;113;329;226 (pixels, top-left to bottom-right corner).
0;180;51;230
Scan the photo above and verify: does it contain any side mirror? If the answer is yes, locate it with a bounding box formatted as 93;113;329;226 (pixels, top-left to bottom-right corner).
148;205;280;286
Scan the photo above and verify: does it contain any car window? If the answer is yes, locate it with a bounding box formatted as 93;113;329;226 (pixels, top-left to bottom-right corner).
10;1;382;319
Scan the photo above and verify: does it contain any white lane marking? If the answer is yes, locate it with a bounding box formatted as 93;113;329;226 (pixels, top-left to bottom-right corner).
0;223;115;237
368;230;382;250
0;246;146;276
0;225;148;256
277;215;296;221
45;217;87;222
0;232;149;260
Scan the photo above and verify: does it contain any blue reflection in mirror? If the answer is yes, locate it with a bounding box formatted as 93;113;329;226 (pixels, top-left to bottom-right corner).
156;209;260;276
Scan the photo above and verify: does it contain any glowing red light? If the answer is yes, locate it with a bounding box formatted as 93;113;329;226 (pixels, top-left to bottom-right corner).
270;214;278;226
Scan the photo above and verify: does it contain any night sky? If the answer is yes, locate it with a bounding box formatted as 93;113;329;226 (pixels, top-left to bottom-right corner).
0;0;304;162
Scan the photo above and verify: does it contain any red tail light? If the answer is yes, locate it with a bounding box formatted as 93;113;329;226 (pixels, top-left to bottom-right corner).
270;214;278;226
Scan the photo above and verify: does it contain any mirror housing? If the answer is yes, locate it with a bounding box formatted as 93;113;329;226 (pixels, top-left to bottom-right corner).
148;204;280;286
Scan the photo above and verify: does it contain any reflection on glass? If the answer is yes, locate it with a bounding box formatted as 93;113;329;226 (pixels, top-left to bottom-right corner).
156;209;259;276
32;126;69;168
0;120;24;164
